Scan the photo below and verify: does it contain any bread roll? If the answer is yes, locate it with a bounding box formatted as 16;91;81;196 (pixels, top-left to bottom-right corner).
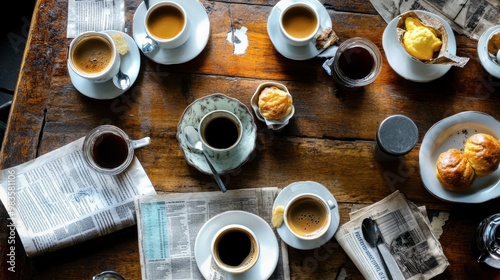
436;148;475;191
258;86;293;120
463;133;500;176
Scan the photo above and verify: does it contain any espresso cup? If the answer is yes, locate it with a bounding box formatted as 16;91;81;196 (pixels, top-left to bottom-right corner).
144;1;191;49
211;224;259;274
284;193;335;240
198;110;242;155
68;31;120;83
82;125;151;175
279;2;320;46
331;37;382;88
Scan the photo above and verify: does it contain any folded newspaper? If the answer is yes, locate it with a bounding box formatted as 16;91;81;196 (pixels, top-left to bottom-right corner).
0;137;156;257
334;191;449;280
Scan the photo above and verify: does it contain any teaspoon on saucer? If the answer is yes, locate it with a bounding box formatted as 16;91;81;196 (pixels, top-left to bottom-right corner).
141;0;158;54
184;125;227;193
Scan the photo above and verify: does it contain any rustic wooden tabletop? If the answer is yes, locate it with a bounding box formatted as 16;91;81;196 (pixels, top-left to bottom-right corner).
1;0;500;279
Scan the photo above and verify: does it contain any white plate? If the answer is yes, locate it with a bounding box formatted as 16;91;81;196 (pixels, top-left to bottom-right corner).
273;181;339;250
194;210;279;280
267;0;332;60
419;111;500;203
382;10;456;82
132;0;210;65
176;94;257;175
68;30;141;100
478;25;500;79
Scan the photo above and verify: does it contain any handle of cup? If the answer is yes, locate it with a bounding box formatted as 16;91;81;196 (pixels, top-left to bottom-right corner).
327;199;336;210
131;137;151;149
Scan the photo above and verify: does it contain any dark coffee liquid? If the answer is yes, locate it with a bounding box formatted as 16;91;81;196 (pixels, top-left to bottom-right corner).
338;46;374;80
217;230;251;266
203;117;239;149
92;133;129;168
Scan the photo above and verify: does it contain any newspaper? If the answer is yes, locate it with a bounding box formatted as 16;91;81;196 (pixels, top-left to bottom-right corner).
369;0;500;40
0;137;156;257
67;0;125;38
334;191;449;280
135;188;290;280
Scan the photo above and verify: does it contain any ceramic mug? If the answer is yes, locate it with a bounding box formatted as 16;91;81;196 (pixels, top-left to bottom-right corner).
144;1;191;49
284;193;335;240
68;31;120;83
198;110;242;156
82;125;151;175
211;224;259;274
279;2;320;46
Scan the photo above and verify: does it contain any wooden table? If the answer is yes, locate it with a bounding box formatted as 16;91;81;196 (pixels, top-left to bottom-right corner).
1;0;500;279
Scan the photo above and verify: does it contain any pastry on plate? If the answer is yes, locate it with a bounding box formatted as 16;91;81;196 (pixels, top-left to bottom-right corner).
463;133;500;176
436;148;475;192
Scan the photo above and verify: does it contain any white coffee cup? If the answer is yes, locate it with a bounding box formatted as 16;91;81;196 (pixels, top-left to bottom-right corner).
68;31;120;83
144;1;191;49
284;193;335;240
279;2;320;46
198;110;242;156
211;224;259;274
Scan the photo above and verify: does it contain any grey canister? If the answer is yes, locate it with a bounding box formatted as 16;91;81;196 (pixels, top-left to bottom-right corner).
374;115;418;162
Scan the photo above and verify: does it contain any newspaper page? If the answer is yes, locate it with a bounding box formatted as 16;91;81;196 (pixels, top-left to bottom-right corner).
334;191;449;280
67;0;125;38
135;188;290;280
0;137;157;257
369;0;500;40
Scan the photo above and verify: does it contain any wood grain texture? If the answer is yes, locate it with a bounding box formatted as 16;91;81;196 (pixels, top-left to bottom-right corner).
1;0;500;279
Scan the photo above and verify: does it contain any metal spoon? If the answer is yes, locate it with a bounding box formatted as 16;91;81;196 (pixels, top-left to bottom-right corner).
112;64;131;91
184;125;227;193
362;218;393;280
141;0;158;54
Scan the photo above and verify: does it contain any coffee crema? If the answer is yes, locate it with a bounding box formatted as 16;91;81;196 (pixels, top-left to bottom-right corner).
72;35;113;75
147;5;185;39
286;197;328;236
203;116;239;149
282;6;318;39
91;132;129;169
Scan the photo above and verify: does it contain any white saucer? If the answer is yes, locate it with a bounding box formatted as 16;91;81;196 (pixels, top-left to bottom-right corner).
68;30;141;100
267;0;332;60
132;0;210;65
382;10;456;82
176;94;257;175
419;111;500;203
478;25;500;79
194;210;279;280
273;181;339;250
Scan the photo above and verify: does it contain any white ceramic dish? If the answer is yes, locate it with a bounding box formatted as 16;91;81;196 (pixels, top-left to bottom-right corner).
176;94;257;175
273;181;339;250
132;0;210;64
382;10;457;83
250;82;295;130
419;111;500;203
68;30;141;100
267;0;332;60
194;210;279;280
478;25;500;79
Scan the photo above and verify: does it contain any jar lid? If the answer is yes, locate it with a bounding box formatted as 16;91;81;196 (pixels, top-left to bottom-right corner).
376;115;418;156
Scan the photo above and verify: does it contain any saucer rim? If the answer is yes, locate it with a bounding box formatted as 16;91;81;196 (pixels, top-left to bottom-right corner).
68;30;140;100
176;93;257;175
267;0;332;60
132;0;210;65
193;210;279;280
273;181;340;250
477;25;500;79
381;10;456;82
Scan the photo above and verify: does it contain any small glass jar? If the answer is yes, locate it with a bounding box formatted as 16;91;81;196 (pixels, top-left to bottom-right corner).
475;214;500;269
92;271;125;280
374;115;418;162
331;37;383;88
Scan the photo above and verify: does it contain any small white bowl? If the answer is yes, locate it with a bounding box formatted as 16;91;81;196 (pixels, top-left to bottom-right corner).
250;82;294;130
478;25;500;79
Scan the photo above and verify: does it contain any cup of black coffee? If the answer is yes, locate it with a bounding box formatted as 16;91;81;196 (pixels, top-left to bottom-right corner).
82;125;151;175
198;110;242;155
211;224;259;274
284;193;335;240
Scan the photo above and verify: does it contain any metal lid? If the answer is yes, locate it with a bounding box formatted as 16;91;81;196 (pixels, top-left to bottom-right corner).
376;115;418;156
